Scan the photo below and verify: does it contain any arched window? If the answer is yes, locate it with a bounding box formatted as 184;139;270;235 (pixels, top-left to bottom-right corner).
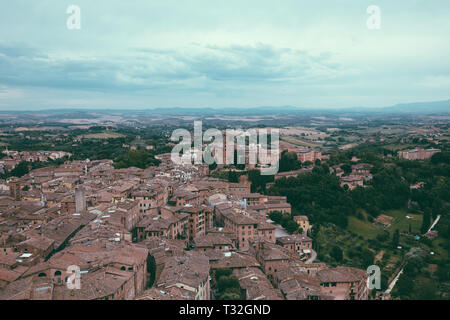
120;266;126;271
54;270;62;284
38;272;47;277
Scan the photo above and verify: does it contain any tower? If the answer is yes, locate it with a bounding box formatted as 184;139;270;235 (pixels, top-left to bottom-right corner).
75;186;86;213
9;178;21;201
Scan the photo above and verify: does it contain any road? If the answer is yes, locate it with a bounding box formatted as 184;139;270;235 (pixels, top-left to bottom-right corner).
427;214;441;234
385;267;404;295
273;224;289;238
305;249;317;264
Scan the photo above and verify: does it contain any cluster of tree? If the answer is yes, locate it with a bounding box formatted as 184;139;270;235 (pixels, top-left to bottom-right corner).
113;149;161;169
70;137;133;161
347;246;375;267
248;169;274;193
313;225;376;270
431;151;450;165
0;161;29;178
214;268;245;300
279;150;301;172
350;166;410;216
394;247;441;300
227;170;246;183
268;211;299;234
268;164;355;228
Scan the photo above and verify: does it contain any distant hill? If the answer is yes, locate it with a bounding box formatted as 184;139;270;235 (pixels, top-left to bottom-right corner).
379;100;450;114
136;100;450;115
1;99;449;115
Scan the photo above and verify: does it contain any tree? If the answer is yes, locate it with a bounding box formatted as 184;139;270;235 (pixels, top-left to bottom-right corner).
361;248;375;266
217;275;240;293
216;274;243;300
395;273;414;298
331;246;343;262
404;247;426;277
114;149;160;169
228;170;239;183
279;151;301;172
392;229;400;248
341;164;352;175
421;210;431;234
431;152;450;165
215;268;232;279
285;220;299;234
218;290;241;300
269;211;283;224
268;169;355;228
10;161;30;178
248;169;274;193
209;162;217;171
415;281;438;300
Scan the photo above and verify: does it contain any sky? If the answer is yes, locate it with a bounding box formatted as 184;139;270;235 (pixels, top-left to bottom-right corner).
0;0;449;110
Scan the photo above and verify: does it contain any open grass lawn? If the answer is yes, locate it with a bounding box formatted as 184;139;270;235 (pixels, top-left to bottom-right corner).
280;136;323;148
348;215;383;239
431;237;449;260
384;209;424;235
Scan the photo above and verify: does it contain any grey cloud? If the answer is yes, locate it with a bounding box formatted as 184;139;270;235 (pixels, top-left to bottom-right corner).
0;43;345;93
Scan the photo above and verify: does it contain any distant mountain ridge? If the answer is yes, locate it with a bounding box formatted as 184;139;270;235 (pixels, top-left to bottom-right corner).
1;99;449;115
380;100;450;114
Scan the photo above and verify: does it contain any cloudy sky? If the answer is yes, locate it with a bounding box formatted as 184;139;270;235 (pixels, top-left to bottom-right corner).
0;0;449;110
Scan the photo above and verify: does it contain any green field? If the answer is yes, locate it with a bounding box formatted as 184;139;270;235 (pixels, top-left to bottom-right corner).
79;132;125;139
384;210;424;235
348;209;426;239
348;215;383;239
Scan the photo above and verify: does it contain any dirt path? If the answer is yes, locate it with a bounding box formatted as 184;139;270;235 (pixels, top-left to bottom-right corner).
374;250;385;264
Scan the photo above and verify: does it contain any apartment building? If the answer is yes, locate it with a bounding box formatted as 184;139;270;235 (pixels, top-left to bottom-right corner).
398;147;441;160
